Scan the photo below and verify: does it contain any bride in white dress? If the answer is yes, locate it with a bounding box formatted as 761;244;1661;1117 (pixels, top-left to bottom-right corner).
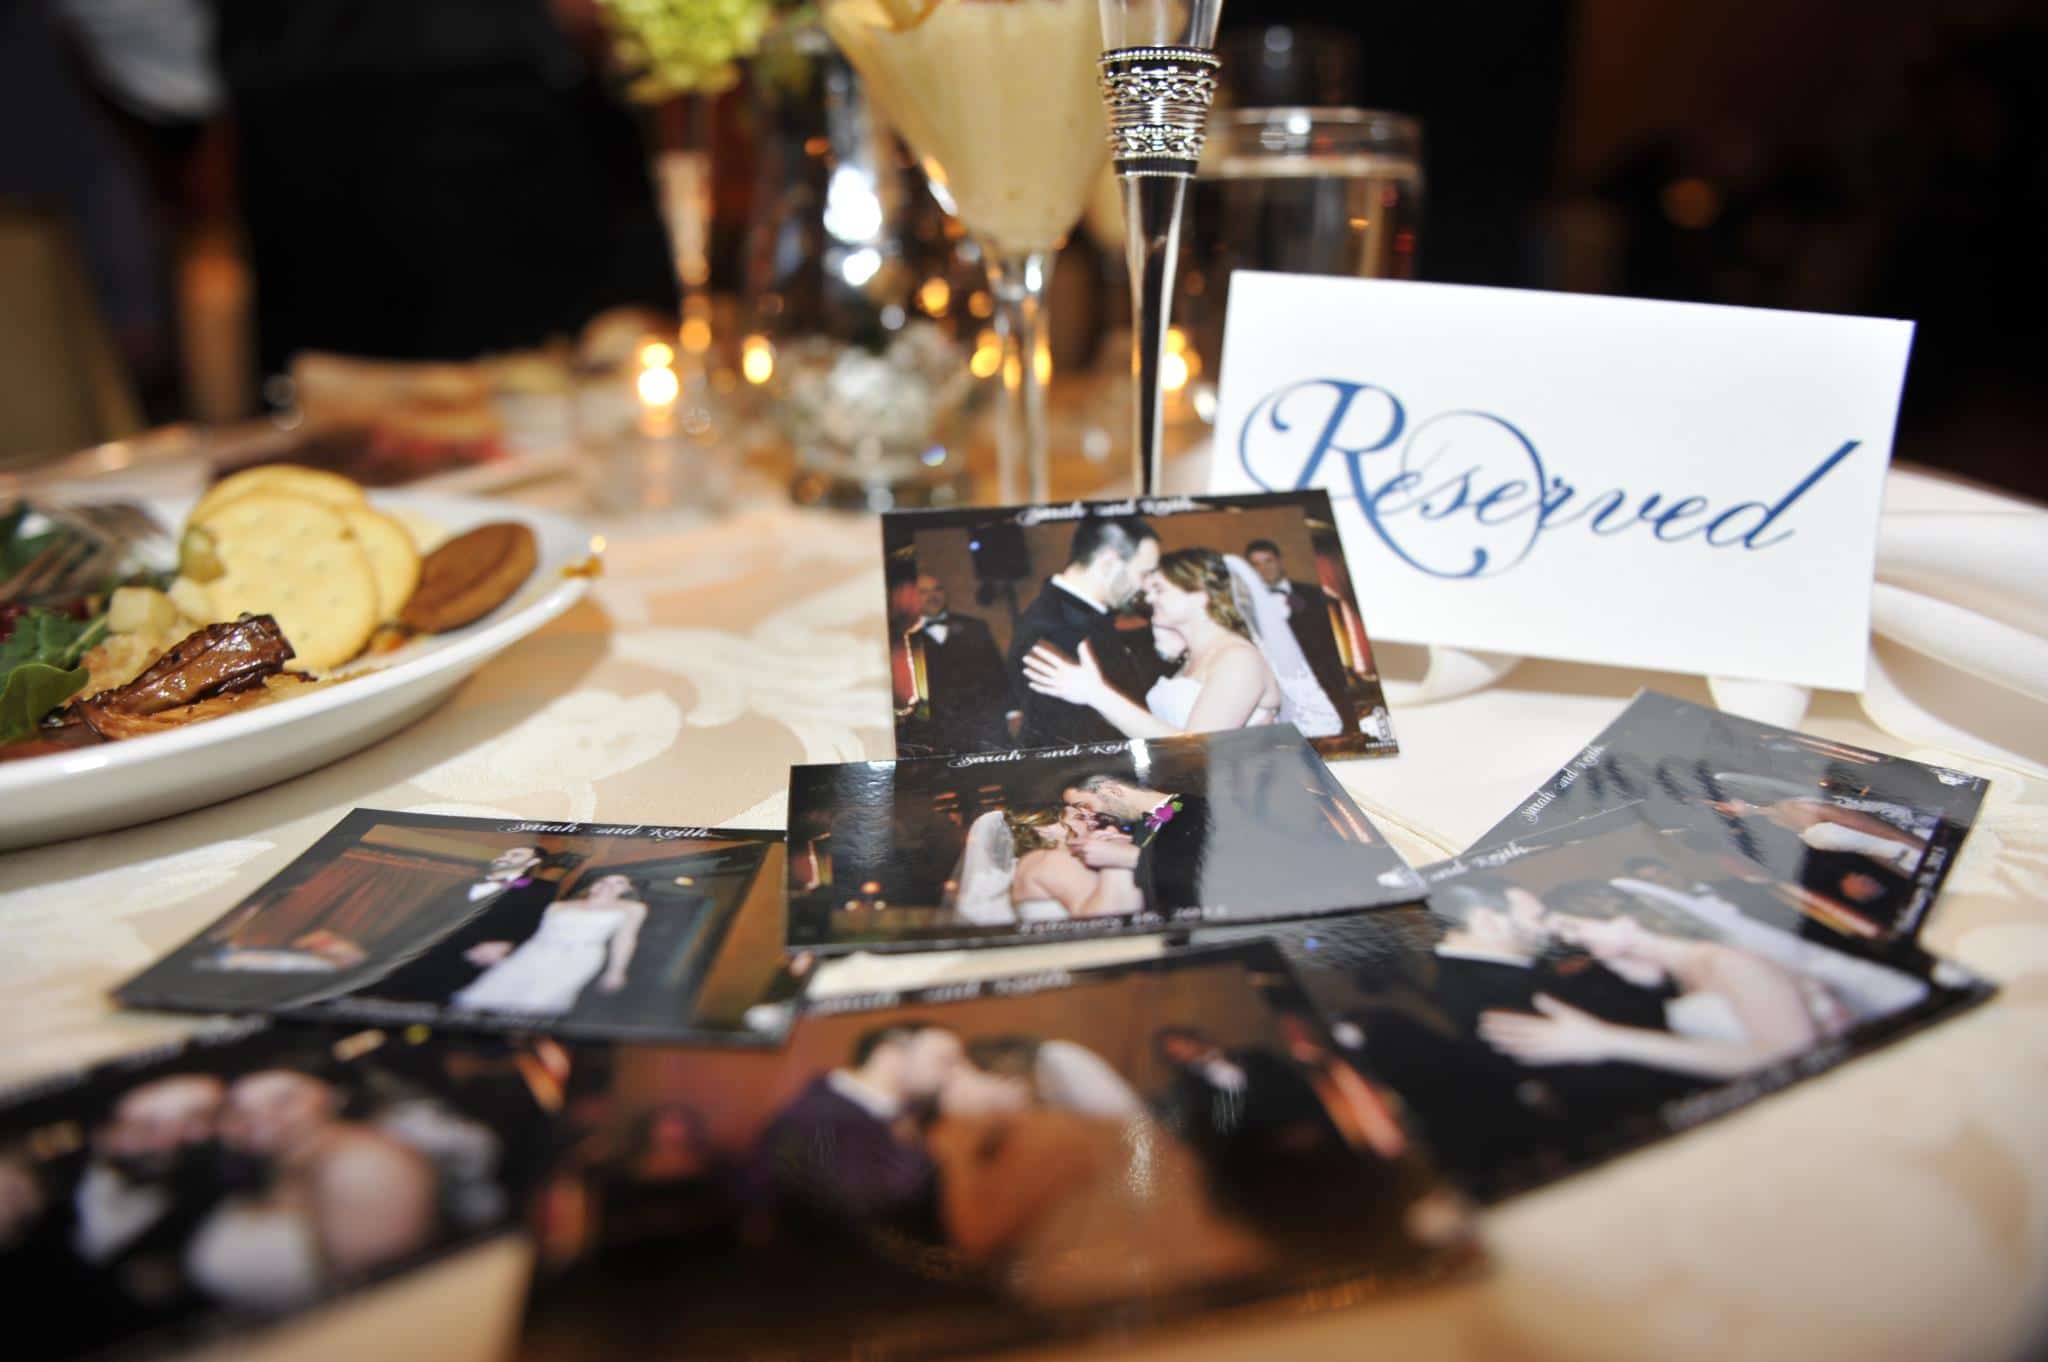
1478;912;1842;1080
941;808;1143;926
1021;547;1342;740
449;873;646;1016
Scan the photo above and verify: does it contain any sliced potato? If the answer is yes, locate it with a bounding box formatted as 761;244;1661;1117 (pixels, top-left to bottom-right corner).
338;504;422;620
166;575;217;624
191;464;367;522
199;494;379;671
108;586;179;636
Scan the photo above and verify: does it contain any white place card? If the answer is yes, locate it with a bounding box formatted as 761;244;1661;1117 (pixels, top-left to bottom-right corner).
1207;274;1917;690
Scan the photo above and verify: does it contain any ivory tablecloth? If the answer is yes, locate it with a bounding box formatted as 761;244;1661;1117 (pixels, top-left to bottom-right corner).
1;464;2043;1362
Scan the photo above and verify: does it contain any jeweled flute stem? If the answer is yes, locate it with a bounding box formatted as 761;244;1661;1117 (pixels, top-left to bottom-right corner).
1121;174;1186;500
985;249;1054;506
1098;45;1220;496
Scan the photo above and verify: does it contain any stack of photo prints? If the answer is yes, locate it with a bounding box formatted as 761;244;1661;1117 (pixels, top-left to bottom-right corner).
3;492;1995;1362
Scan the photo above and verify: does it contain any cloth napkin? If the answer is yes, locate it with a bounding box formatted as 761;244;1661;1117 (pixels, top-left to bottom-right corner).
1385;467;2048;776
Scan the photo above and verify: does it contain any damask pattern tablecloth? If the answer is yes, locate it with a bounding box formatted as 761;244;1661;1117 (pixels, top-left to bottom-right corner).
0;480;2044;1362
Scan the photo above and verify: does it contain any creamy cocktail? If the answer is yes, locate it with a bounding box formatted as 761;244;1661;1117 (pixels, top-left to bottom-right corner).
824;0;1108;500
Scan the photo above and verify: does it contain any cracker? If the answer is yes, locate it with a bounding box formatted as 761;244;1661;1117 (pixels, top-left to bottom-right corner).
199;494;379;671
340;504;422;620
400;521;538;633
192;464;367;521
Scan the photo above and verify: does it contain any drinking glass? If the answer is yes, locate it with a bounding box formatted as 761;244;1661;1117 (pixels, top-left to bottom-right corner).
1095;0;1225;494
1182;107;1424;413
742;23;976;510
822;0;1108;505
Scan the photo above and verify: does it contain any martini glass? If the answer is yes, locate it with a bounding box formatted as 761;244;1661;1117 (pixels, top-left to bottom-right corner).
823;0;1109;504
1096;0;1224;493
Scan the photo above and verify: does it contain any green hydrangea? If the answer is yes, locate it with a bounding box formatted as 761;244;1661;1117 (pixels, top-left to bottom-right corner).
600;0;780;99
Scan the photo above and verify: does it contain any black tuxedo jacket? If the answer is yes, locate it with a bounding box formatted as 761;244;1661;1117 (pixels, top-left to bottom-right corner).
1006;580;1155;749
1435;951;1697;1116
1163;1049;1330;1154
1158;1048;1380;1218
1719;814;1915;934
359;875;562;1005
1348;951;1691;1194
908;612;1010;750
1279;577;1355;719
1135;793;1213;914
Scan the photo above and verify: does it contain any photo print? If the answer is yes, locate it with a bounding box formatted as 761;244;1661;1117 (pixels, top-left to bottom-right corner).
1467;691;1992;946
117;812;804;1045
1196;813;1993;1202
785;725;1425;954
880;490;1396;762
518;945;1477;1362
0;1021;560;1362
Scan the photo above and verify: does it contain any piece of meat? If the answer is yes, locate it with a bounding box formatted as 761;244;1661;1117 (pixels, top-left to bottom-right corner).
0;716;104;762
80;615;295;719
0;614;303;761
75;673;318;740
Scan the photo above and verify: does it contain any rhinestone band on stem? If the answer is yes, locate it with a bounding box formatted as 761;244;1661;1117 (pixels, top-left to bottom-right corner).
1098;45;1221;177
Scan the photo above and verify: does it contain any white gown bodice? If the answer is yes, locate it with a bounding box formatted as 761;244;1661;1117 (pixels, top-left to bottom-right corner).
1012;896;1070;922
1611;878;1925;1021
450;905;625;1015
1145;675;1278;732
1664;992;1750;1045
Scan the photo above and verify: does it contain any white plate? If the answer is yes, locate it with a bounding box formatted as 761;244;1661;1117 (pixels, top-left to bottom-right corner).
0;492;594;852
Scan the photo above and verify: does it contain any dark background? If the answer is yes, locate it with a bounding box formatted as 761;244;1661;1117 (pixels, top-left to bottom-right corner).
4;0;2042;498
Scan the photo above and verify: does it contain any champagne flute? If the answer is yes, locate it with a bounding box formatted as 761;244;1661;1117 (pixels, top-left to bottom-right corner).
1096;0;1224;493
823;0;1108;505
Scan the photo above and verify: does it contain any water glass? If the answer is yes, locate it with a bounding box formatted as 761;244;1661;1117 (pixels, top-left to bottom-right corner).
1182;107;1423;419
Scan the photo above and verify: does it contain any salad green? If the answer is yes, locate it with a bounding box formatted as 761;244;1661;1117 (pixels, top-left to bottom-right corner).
0;607;107;743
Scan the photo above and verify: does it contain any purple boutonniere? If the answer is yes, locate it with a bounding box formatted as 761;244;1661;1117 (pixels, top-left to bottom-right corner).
1143;797;1183;835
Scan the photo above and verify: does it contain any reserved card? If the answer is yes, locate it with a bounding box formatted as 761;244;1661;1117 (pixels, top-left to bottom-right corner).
1465;691;1989;946
1197;817;1992;1201
786;725;1424;954
881;491;1396;762
1208;274;1916;688
118;812;805;1045
521;946;1476;1362
0;1021;557;1362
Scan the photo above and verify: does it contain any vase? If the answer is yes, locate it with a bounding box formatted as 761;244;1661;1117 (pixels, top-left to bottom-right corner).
741;23;977;510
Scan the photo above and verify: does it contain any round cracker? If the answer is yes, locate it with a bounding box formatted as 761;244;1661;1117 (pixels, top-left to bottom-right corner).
200;494;379;671
400;522;538;633
340;504;422;620
192;464;367;522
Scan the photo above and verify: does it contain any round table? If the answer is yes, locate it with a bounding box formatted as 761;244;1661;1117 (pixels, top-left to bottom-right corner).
1;460;2043;1362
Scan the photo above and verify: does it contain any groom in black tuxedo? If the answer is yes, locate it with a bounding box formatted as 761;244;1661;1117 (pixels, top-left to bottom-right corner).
1063;771;1213;914
1244;538;1356;726
1007;516;1161;748
902;575;1011;753
1343;881;1697;1185
355;845;566;1006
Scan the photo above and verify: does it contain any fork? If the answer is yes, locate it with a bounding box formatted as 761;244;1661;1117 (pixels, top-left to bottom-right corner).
0;500;173;604
44;500;173;560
